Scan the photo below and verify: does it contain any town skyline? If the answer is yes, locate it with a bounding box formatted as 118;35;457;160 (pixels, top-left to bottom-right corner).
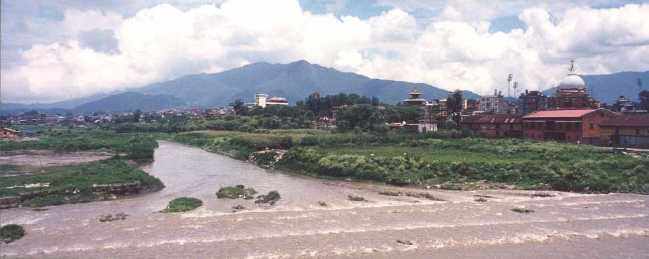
2;0;649;103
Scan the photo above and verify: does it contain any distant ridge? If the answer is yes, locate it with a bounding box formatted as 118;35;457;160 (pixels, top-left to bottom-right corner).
3;61;647;113
135;60;478;107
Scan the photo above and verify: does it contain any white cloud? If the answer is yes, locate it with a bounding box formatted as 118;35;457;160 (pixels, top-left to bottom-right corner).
2;0;649;103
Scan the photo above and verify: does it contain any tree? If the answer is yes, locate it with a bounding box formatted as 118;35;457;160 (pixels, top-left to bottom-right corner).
230;99;247;115
335;104;385;131
640;90;649;110
133;109;142;122
446;90;463;127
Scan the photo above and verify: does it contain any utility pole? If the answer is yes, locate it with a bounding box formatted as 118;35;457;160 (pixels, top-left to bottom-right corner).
507;74;513;97
513;81;518;97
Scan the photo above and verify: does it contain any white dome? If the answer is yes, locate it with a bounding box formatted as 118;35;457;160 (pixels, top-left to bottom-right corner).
558;73;586;89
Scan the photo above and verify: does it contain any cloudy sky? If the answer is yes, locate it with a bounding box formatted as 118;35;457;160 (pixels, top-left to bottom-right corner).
2;0;649;103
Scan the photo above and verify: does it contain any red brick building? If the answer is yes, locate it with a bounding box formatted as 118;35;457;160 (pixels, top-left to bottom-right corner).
599;114;649;148
461;114;523;138
522;109;616;144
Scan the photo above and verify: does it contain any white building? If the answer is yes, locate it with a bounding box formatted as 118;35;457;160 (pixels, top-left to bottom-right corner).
255;93;288;108
479;90;508;114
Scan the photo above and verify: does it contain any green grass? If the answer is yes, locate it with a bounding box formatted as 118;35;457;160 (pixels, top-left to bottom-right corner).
0;128;165;160
161;197;203;213
0;159;164;206
171;129;649;194
216;185;257;199
1;224;25;243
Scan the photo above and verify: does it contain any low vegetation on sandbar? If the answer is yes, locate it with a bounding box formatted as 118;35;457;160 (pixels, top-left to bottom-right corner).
0;159;164;207
0;128;166;208
0;224;25;243
161;197;203;213
216;185;257;199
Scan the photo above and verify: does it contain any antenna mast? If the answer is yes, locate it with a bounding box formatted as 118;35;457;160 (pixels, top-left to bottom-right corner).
513;81;518;97
507;74;513;97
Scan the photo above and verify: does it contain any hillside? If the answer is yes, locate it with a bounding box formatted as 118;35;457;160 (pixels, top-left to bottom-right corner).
73;92;185;113
137;60;477;106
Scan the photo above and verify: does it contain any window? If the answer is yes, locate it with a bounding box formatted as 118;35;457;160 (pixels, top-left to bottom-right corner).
637;129;641;135
589;123;594;129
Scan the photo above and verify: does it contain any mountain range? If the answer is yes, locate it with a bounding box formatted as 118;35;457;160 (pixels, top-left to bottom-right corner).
2;60;648;113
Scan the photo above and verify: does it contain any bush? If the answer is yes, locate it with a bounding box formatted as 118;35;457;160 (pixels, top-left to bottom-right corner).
161;197;203;213
216;185;257;199
255;191;281;205
1;224;25;243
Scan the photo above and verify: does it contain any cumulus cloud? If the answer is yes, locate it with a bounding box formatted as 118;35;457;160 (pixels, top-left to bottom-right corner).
2;0;649;103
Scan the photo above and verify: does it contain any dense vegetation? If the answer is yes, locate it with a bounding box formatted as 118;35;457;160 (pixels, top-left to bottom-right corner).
0;128;161;160
0;224;25;243
0;159;164;207
161;197;203;213
175;130;649;194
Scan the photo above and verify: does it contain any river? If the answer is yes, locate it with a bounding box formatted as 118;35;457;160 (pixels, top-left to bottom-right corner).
1;141;648;258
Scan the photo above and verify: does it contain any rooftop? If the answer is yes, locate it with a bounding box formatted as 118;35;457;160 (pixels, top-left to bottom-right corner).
522;109;598;119
601;114;649;127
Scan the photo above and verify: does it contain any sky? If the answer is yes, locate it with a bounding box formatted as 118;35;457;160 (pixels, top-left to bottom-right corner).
2;0;649;103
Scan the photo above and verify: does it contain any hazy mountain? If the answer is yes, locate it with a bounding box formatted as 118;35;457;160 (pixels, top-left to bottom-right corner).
73;92;185;113
136;60;478;106
4;61;646;114
543;71;649;103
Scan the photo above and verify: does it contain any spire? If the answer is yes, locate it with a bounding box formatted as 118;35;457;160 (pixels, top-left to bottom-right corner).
569;59;576;73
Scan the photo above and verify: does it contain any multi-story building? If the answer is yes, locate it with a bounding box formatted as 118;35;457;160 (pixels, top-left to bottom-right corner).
255;93;288;108
599;114;649;148
478;90;508;114
522;109;616;145
461;114;522;138
401;89;437;133
518;90;547;115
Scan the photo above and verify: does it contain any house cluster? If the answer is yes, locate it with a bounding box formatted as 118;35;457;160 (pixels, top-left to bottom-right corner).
458;61;649;148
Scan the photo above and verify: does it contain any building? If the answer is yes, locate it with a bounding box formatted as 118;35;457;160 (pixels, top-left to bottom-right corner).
266;97;289;106
461;114;522;138
401;89;438;133
255;93;288;108
599;114;649;148
522;109;616;144
0;128;20;139
462;99;479;114
547;60;599;110
255;94;268;108
479;90;508;114
518;90;547;115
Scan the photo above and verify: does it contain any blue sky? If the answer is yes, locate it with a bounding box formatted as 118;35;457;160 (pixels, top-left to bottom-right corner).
2;0;648;103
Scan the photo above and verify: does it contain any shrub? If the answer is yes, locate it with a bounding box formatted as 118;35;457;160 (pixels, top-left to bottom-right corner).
255;191;281;205
1;224;25;243
216;185;257;199
161;197;203;213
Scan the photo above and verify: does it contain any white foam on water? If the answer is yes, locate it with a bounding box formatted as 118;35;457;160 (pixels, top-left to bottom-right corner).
13;213;649;257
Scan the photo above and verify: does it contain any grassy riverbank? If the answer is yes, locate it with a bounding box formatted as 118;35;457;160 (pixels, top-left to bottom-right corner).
175;130;649;194
0;159;164;207
1;128;166;207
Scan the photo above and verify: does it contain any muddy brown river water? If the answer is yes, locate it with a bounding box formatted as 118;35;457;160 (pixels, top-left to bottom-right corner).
1;141;648;258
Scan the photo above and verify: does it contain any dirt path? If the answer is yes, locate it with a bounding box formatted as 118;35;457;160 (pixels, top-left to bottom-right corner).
1;141;647;258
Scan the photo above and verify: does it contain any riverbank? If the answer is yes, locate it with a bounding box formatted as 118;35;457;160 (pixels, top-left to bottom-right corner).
173;130;649;194
2;141;648;259
0;128;166;208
